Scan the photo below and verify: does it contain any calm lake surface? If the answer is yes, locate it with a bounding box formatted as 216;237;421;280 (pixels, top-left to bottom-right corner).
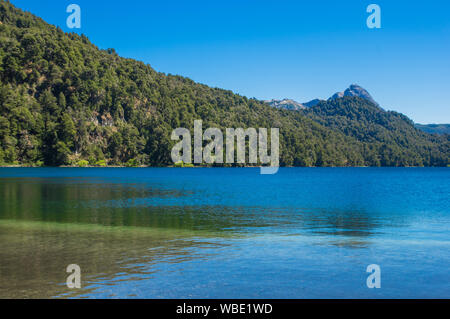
0;168;448;299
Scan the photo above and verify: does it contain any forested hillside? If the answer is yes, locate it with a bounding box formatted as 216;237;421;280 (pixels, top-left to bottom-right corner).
302;98;449;166
0;1;448;167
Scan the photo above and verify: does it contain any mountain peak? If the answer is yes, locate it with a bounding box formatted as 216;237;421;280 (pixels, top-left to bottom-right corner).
329;84;379;106
264;99;306;111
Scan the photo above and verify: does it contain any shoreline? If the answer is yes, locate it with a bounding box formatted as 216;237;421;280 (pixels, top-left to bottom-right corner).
0;165;448;169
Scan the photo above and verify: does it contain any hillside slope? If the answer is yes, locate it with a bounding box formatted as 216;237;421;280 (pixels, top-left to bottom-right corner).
302;98;449;166
0;1;448;167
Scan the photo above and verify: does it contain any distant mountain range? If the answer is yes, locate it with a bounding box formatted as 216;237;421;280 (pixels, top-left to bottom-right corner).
415;124;450;135
264;99;306;111
266;84;449;135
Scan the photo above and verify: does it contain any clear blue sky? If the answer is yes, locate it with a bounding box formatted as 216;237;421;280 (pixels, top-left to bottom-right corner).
11;0;450;123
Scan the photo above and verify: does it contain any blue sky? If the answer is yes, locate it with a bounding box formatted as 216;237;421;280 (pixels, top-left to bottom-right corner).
11;0;450;123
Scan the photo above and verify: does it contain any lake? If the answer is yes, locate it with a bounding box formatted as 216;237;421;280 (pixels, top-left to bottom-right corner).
0;167;448;299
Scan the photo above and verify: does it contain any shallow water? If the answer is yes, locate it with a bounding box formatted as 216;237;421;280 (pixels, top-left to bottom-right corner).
0;167;448;298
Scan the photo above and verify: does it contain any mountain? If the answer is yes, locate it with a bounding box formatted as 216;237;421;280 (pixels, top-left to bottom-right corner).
264;99;306;111
415;124;450;135
329;84;379;106
0;1;448;167
265;98;325;110
301;98;449;166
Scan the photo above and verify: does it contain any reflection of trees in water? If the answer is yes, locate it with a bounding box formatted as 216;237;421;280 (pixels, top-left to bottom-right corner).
307;209;381;237
0;178;395;236
296;208;396;249
0;178;276;232
0;177;401;239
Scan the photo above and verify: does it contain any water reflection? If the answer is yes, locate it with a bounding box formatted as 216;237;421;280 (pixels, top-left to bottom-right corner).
1;168;448;298
0;176;388;297
0;177;386;237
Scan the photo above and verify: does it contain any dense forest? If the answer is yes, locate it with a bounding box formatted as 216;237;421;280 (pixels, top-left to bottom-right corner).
302;98;449;166
0;1;448;167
